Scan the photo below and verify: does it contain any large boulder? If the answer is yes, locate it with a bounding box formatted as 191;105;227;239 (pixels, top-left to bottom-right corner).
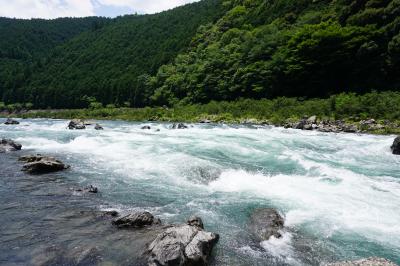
325;257;397;266
4;118;19;125
19;155;70;174
112;211;160;228
68;119;86;130
391;136;400;155
147;221;219;266
249;208;284;241
0;139;22;153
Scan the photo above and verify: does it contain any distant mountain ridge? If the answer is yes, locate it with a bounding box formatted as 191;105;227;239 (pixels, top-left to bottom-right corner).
0;0;399;109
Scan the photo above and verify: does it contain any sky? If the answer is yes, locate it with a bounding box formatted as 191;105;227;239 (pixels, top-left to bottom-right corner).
0;0;200;19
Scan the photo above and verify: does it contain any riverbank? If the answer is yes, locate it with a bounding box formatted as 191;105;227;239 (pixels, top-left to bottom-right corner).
2;108;400;135
2;92;400;134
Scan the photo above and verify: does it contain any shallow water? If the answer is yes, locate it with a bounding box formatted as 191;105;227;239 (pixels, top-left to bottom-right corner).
0;118;399;265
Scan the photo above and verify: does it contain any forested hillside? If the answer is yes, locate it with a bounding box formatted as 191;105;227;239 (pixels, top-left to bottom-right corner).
0;17;109;105
147;0;400;105
0;0;225;108
0;0;399;109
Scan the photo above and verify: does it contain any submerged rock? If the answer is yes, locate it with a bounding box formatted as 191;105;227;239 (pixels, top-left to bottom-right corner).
4;118;19;125
147;219;219;266
0;139;22;152
249;208;284;241
75;185;98;194
171;123;188;129
112;211;160;228
325;257;397;266
20;155;70;174
94;124;103;130
68;119;86;130
141;125;151;130
391;136;400;155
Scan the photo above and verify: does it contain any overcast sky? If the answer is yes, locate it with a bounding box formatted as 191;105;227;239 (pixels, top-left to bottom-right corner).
0;0;200;19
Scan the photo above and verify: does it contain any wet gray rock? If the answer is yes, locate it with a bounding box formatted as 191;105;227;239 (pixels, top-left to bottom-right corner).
325;257;397;266
249;208;284;241
94;124;103;130
68;119;86;130
112;211;160;228
76;185;98;193
187;216;204;229
171;123;188;129
147;221;219;266
141;125;151;130
0;139;22;152
4;118;19;125
20;155;70;174
391;136;400;155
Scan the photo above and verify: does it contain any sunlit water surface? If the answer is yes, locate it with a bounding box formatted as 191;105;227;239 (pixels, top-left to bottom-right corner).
1;119;399;265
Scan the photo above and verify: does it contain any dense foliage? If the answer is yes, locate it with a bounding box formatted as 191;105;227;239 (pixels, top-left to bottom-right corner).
0;17;109;105
148;0;400;105
0;0;224;108
0;0;399;109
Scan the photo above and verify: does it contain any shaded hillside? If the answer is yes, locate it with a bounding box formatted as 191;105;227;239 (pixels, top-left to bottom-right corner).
1;0;225;108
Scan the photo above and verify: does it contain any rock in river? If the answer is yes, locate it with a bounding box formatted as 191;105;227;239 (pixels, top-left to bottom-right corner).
171;123;188;129
325;257;397;266
249;208;284;241
4;118;19;125
75;185;98;194
19;155;70;174
94;124;103;130
112;211;160;228
0;139;22;153
147;219;219;266
68;119;86;130
391;136;400;155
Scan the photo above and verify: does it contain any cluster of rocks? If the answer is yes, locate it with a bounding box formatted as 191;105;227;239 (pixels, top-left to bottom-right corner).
111;211;219;266
4;118;20;125
19;154;70;174
281;116;398;134
0;139;22;153
283;116;359;133
171;123;188;129
67;119;103;130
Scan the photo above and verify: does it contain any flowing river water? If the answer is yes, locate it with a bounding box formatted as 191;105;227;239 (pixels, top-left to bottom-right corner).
0;119;399;265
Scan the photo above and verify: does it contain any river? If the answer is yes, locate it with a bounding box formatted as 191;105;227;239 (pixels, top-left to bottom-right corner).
0;119;399;265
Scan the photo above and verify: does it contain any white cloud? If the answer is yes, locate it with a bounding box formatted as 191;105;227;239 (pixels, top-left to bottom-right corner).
0;0;199;19
97;0;199;14
0;0;95;19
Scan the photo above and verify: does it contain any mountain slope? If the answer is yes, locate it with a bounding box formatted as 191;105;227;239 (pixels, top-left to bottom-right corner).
3;0;225;108
147;0;400;105
0;17;109;105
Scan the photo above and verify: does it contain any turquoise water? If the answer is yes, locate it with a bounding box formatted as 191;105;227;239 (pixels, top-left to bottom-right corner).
1;118;399;265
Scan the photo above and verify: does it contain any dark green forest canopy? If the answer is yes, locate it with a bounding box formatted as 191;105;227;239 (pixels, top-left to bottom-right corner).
0;0;225;108
0;0;399;109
